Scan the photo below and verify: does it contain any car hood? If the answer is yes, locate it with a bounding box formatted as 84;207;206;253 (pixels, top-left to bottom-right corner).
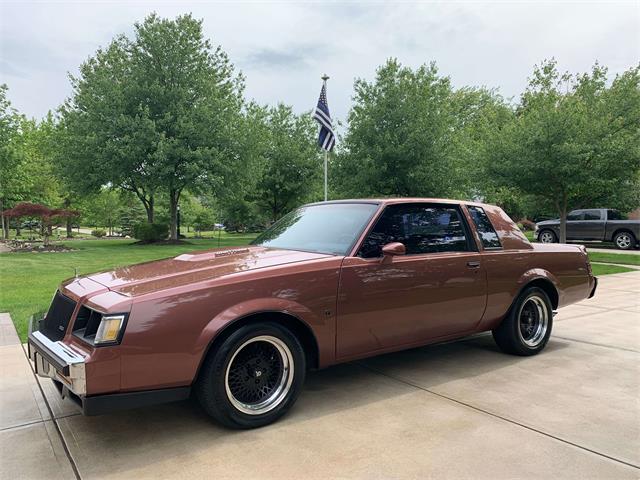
536;219;559;226
84;246;332;297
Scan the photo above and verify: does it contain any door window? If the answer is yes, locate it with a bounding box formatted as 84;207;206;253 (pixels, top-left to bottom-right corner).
467;206;502;248
583;210;602;220
567;211;583;221
358;204;470;258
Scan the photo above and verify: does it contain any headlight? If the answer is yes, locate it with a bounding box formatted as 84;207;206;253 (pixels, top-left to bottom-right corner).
94;314;126;344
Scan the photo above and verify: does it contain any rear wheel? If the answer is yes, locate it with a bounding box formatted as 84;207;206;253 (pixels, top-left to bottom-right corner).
492;287;553;356
538;230;557;244
613;231;636;250
196;322;306;429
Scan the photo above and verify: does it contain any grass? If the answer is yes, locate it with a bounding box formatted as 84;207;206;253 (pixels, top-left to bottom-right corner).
0;234;256;341
588;251;640;266
591;264;635;276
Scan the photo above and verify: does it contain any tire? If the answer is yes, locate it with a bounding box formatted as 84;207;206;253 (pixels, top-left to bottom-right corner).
492;287;553;356
538;229;557;244
195;322;306;429
613;231;636;250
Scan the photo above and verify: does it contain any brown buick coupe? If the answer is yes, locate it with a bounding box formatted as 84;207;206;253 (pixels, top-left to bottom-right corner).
28;199;597;428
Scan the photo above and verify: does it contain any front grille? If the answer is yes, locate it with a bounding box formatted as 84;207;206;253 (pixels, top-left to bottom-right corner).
41;291;77;341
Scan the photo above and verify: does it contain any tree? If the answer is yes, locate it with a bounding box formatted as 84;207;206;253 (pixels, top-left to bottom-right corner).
0;85;25;238
254;104;321;221
60;13;245;240
485;60;640;241
336;59;474;198
2;202;78;246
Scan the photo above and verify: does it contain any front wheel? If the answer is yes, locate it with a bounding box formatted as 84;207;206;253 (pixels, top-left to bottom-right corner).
613;231;636;250
492;287;553;356
196;322;306;429
538;229;557;243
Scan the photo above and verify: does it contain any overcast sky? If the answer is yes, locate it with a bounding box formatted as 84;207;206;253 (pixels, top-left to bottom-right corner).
1;1;639;124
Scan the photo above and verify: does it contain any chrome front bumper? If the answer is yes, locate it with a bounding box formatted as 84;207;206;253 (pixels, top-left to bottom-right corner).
27;331;87;395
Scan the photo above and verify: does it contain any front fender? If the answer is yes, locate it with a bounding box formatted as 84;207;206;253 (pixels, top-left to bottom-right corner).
196;297;321;351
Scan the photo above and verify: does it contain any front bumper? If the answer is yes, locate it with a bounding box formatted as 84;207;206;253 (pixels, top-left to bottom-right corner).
28;330;191;415
28;330;87;395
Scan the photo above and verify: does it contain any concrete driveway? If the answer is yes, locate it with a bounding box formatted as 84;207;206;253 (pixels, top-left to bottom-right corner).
1;272;638;479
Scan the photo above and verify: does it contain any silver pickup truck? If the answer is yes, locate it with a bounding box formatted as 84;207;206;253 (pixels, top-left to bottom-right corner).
535;209;640;250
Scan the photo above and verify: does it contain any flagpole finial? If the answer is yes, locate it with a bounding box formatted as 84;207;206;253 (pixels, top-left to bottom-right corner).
321;74;329;82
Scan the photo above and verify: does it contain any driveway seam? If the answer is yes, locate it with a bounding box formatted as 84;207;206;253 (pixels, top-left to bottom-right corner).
20;344;82;480
0;418;46;432
551;335;640;353
359;363;640;471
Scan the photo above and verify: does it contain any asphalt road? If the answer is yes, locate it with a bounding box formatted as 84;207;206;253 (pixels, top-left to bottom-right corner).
1;271;639;479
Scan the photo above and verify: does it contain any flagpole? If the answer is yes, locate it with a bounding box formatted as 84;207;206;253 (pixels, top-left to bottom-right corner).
322;74;329;202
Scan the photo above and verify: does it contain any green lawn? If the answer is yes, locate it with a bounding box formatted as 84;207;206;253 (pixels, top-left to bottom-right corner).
588;251;640;266
0;234;256;340
591;264;635;276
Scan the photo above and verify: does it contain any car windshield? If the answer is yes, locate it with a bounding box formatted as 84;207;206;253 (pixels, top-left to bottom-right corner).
252;203;379;255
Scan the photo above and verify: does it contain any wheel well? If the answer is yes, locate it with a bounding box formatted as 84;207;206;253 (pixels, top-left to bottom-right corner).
525;279;559;309
612;229;636;242
199;312;320;377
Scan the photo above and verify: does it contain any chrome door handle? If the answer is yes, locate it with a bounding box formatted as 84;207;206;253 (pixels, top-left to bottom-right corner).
467;261;480;269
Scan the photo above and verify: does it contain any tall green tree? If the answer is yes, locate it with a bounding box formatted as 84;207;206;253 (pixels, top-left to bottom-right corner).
486;60;640;241
335;59;502;199
255;104;321;221
60;13;245;240
0;85;25;238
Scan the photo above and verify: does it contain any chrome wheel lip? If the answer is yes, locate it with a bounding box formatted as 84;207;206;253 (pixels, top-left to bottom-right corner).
616;233;632;249
225;335;294;416
517;295;549;348
539;231;555;243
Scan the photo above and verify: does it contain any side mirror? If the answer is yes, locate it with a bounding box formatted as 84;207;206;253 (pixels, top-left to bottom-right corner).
381;242;406;257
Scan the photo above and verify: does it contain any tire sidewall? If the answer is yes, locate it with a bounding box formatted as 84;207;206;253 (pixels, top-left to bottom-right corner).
508;287;553;355
539;230;557;243
198;322;306;429
614;231;635;250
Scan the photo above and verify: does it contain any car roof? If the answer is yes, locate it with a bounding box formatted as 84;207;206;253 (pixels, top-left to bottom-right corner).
305;198;491;208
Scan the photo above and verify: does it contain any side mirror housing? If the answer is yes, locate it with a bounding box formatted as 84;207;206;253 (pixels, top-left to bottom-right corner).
381;242;406;257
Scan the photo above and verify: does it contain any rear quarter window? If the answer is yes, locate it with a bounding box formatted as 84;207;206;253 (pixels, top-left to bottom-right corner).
468;206;502;249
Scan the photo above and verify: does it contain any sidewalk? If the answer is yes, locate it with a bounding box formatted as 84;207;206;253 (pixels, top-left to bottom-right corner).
1;271;639;479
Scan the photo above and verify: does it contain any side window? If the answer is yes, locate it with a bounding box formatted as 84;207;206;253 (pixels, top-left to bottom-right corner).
583;210;602;220
607;210;625;220
467;206;502;249
567;211;583;221
358;204;470;258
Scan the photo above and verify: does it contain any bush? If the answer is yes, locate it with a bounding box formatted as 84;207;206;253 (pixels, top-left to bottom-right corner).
518;219;536;232
132;222;169;243
91;229;107;238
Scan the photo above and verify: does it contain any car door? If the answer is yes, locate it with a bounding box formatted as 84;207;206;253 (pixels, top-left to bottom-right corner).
581;209;605;239
336;203;487;360
566;210;585;240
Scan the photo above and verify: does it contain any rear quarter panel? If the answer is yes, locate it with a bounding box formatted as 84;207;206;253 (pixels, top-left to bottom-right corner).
477;206;592;331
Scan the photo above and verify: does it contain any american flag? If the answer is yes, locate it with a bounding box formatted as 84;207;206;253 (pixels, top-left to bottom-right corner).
313;83;335;151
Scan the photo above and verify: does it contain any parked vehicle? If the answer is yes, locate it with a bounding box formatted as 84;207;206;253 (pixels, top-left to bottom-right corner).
28;199;597;428
534;209;640;250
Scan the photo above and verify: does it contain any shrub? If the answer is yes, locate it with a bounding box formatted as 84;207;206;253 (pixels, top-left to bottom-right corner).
518;219;536;232
91;229;107;238
132;222;169;243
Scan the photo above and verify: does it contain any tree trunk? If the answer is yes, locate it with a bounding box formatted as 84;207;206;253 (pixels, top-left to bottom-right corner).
0;197;6;240
145;196;155;224
558;195;568;243
169;189;180;241
64;198;73;237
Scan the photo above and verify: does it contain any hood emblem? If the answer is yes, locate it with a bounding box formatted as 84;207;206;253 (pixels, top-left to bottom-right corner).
215;248;250;258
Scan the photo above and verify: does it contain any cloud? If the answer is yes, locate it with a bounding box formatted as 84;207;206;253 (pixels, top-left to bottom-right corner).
1;1;639;123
